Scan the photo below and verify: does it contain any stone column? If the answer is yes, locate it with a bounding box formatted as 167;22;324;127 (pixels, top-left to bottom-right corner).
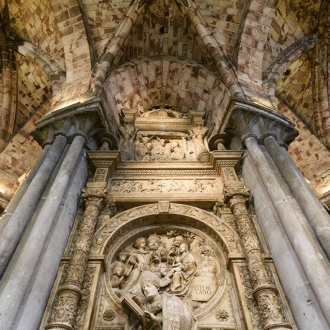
244;136;330;323
227;190;291;330
11;154;89;330
46;189;106;330
263;135;330;258
0;135;85;329
0;143;50;232
0;134;67;276
0;100;115;330
225;99;330;327
242;154;329;329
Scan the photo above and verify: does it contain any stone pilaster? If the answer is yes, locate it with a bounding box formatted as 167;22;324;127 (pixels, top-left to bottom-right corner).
47;188;106;330
226;189;291;330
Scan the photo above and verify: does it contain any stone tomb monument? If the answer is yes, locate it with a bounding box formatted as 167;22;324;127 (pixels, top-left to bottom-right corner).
41;105;296;330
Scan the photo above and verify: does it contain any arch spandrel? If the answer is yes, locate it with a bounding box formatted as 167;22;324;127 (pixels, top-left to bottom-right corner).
92;202;243;257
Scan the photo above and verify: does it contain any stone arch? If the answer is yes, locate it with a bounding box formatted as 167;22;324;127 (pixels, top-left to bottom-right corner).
92;202;243;257
91;202;244;325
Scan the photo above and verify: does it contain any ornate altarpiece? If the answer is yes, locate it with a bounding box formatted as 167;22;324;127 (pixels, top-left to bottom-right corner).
42;106;296;330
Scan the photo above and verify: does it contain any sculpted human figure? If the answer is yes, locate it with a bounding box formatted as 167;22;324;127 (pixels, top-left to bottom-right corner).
129;271;197;330
124;237;150;291
169;241;197;296
147;234;167;271
110;261;126;289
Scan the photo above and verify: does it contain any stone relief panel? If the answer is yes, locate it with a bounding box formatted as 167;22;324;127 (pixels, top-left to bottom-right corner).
118;107;210;161
110;178;222;195
134;134;196;161
92;226;242;330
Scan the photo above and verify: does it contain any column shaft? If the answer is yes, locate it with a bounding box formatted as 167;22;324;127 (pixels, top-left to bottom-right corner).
263;135;330;258
0;144;50;232
242;155;329;329
12;154;89;330
0;135;67;276
229;194;290;330
0;135;85;330
245;136;330;324
47;192;105;330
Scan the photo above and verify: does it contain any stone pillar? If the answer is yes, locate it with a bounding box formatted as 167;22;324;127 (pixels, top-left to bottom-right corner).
263;135;330;258
11;154;89;330
227;190;291;330
244;136;330;323
0;143;50;232
225;99;330;328
0;134;67;276
0;100;115;330
242;154;329;330
46;188;106;330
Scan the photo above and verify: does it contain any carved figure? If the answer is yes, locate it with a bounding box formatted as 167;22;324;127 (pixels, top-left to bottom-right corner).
125;271;197;330
110;261;126;289
169;241;197;296
124;237;150;290
135;135;154;161
147;234;167;271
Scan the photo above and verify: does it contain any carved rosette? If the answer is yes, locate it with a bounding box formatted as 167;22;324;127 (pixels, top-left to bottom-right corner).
227;190;291;330
47;189;106;330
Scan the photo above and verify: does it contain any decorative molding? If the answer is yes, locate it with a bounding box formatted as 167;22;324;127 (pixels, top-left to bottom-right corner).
92;202;243;256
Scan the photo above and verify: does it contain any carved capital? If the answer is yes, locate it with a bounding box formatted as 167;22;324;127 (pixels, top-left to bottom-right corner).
225;99;298;148
82;188;107;209
225;187;250;206
31;100;113;148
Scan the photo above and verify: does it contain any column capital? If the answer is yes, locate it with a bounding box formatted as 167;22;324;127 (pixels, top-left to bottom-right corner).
225;99;298;148
224;186;250;205
82;187;107;209
31;99;117;150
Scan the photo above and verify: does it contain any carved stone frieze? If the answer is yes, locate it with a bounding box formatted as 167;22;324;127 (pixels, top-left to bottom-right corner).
114;169;218;177
110;178;222;195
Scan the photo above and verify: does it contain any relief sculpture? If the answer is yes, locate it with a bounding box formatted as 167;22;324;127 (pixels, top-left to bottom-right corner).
107;230;222;328
134;135;194;161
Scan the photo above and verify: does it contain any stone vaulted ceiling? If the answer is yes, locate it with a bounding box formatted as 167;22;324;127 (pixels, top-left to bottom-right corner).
0;0;330;207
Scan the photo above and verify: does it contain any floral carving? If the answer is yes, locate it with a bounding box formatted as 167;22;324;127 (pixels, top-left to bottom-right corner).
215;309;229;322
103;309;116;321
